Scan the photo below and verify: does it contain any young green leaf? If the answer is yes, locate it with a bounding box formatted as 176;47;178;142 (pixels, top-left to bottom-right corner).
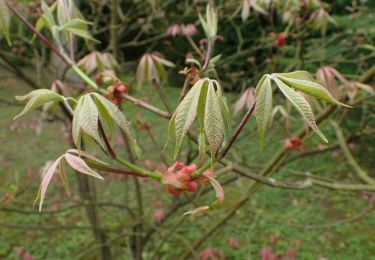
41;0;56;29
273;77;328;143
164;113;176;151
60;18;92;31
173;79;205;157
78;95;103;147
0;0;11;45
276;71;350;107
57;0;69;25
255;75;273;146
199;4;217;40
91;93;140;157
204;81;224;158
72;96;83;149
65;27;100;43
214;81;230;148
14;89;63;120
197;82;208;165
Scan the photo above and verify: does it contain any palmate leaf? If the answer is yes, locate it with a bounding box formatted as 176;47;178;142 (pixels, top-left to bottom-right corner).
14;89;63;120
167;78;228;161
204;81;224;159
72;93;140;156
273;77;328;143
0;0;11;45
255;75;273;147
276;71;350;107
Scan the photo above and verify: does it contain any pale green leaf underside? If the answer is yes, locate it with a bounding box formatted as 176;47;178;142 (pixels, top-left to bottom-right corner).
78;95;104;148
255;75;273;146
14;89;63;120
173;79;204;158
276;71;350;107
65;27;100;43
72;97;83;149
274;77;328;143
204;82;224;158
197;82;208;164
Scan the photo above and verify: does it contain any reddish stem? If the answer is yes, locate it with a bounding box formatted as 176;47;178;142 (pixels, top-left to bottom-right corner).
98;120;117;159
219;102;256;159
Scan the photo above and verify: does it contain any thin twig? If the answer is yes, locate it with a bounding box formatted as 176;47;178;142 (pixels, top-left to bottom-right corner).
151;79;173;114
123;94;171;119
219;102;256;159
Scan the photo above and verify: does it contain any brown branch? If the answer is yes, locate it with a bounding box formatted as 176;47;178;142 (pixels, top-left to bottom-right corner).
151;79;173;115
123;94;171;119
98;120;117;158
219;102;256;159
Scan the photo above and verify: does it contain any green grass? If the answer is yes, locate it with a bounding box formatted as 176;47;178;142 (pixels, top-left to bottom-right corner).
0;73;374;259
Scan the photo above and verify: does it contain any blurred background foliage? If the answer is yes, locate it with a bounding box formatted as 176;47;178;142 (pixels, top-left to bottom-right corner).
0;0;374;259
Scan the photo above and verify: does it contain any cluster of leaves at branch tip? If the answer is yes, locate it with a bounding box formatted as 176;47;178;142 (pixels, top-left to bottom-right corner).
13;89;140;157
165;78;230;164
254;71;351;147
72;92;140;157
33;0;98;43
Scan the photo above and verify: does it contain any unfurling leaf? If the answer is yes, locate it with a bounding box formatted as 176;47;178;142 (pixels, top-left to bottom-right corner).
183;206;210;217
14;89;63;120
136;53;174;85
0;0;11;45
273;77;328;143
173;79;204;157
167;78;227;160
36;151;104;211
207;175;224;206
199;4;218;40
183;174;224;216
77;95;104;147
204;81;224;158
255;75;272;147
